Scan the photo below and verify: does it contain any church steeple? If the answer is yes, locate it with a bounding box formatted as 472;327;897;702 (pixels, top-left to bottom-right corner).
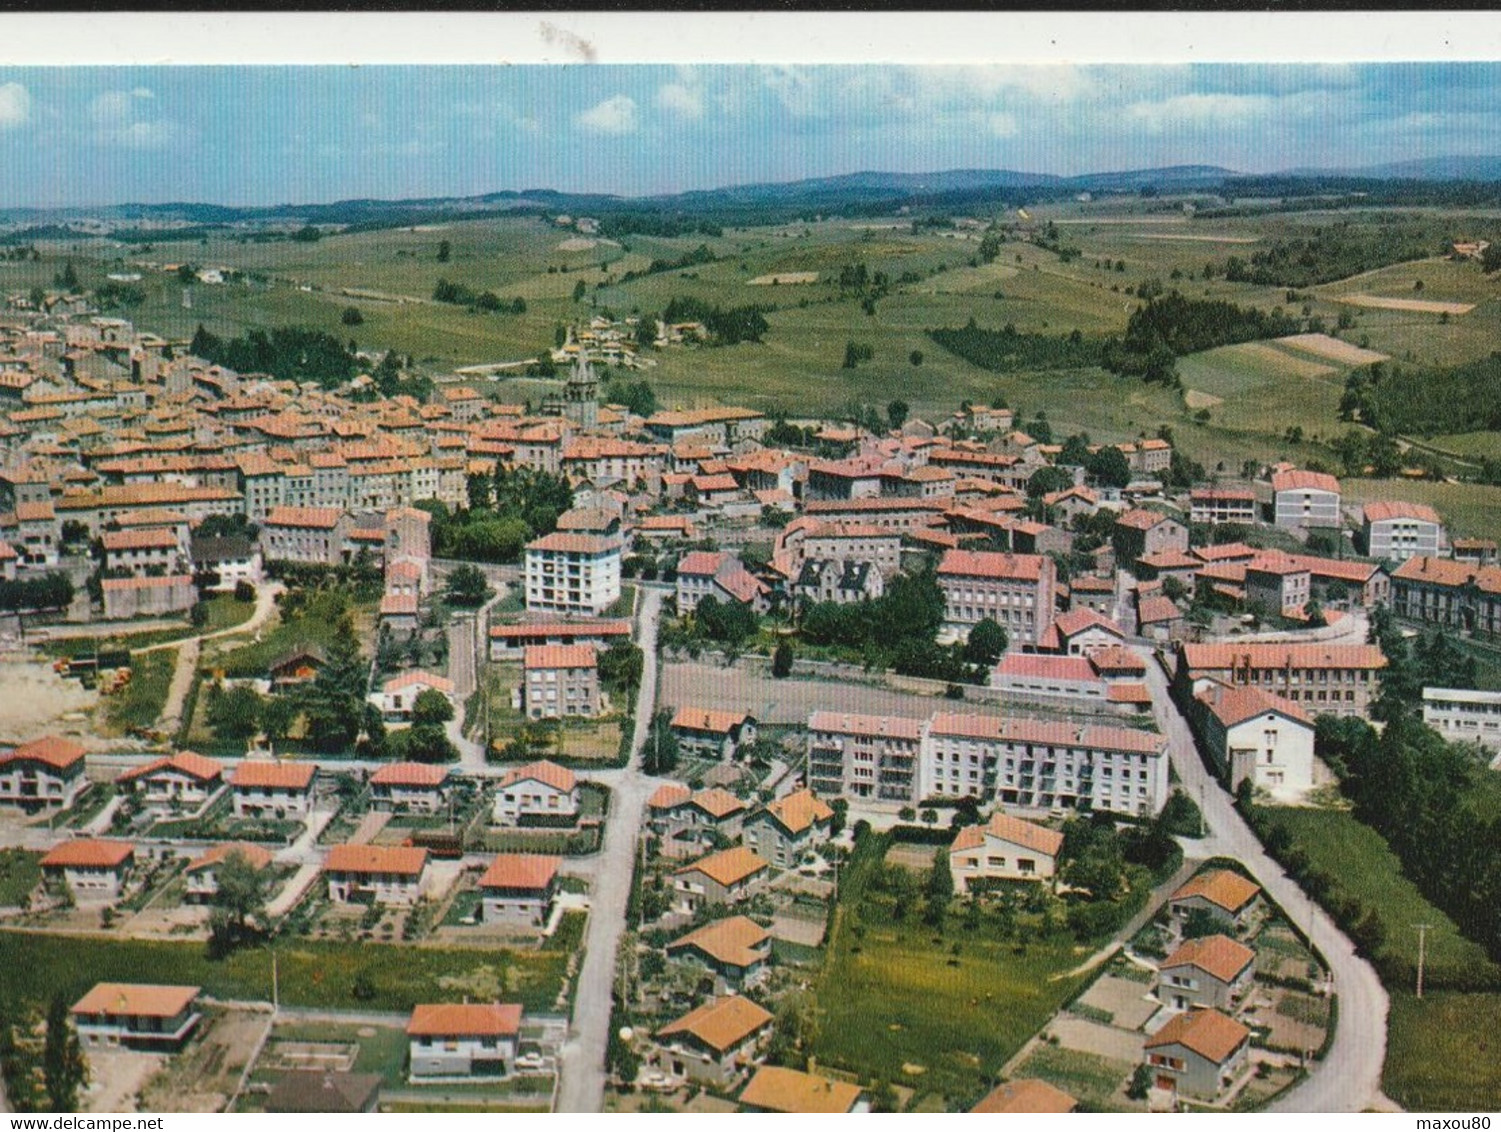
564;347;599;428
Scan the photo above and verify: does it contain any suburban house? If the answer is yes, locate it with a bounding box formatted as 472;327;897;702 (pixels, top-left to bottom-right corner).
645;782;693;834
935;548;1057;646
268;647;325;691
40;839;135;903
1170;869;1263;934
70;983;202;1050
230;760;317;819
741;788;834;868
948;812;1064;891
493;760;580;825
971;1079;1079;1114
656;788;748;857
1192;680;1315;795
368;670;455;721
1143;1007;1252;1100
324;844;429;906
0;734;87;810
666;915;773;990
670;707;758;761
189;533;263;591
406;1003;523;1079
369;761;453;813
672;846;770;914
650;995;774;1088
516;644;602;720
1363;500;1445;562
479;853;561;927
1271;469;1341;531
739;1066;870;1113
183;842;273;903
115;751;224;811
1157;934;1257;1012
1174;641;1387;719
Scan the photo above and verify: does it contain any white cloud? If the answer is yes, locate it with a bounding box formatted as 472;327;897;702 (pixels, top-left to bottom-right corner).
575;94;638;136
985;111;1019;138
0;82;29;128
110;120;176;150
655;82;703;120
131;87;155;101
89;91;136;126
762;67;824;118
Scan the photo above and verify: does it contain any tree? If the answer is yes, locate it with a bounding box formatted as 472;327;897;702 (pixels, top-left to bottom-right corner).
643;708;679;774
772;641;794;678
411;688;455;727
963;618;1008;666
1026;465;1075;499
923;855;953;927
206;683;262;741
909;349;924;366
404;722;458;763
43;994;86;1112
208;849;270;956
259;695;298;745
443;563;491;607
1181;907;1221;940
886;399;909;431
572;279;587;302
1127;1064;1153;1101
340;306;363;326
598;640;645;695
437;239;451;263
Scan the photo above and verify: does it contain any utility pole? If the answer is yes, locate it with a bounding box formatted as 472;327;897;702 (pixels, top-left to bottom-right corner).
271;948;280;1014
1414;923;1430;999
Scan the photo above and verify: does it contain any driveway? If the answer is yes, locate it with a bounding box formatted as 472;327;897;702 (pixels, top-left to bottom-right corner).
1136;647;1389;1112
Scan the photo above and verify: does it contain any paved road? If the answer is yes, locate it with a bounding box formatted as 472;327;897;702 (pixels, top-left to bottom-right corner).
1136;647;1389;1112
555;586;668;1114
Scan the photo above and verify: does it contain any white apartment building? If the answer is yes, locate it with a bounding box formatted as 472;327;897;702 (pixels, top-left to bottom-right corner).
1423;687;1501;751
523;532;622;616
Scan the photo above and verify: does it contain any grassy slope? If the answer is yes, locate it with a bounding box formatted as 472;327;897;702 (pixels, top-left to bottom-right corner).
1253;806;1501;1109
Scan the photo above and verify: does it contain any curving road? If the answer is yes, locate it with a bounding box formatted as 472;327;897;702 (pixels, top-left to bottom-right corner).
1136;647;1389;1112
555;586;668;1113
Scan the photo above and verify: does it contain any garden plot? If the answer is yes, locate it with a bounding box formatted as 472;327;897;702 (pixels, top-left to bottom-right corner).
1221;341;1336;381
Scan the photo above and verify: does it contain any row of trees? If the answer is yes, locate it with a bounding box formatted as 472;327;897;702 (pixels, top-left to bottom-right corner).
431;278;527;314
661;296;769;345
1221;224;1438;287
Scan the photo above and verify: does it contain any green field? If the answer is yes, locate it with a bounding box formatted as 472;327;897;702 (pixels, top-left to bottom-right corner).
103;646;177;734
1385;991;1501;1110
812;835;1094;1106
0;932;570;1015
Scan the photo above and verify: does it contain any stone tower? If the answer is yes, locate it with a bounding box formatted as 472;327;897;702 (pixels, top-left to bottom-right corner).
563;349;599;428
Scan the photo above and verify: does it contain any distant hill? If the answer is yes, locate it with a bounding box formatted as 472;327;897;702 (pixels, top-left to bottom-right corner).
3;158;1499;234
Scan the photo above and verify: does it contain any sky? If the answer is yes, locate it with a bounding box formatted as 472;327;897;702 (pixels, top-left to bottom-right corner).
1;63;1500;209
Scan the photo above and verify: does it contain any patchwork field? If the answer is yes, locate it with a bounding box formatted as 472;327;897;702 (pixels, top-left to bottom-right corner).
1275;332;1390;366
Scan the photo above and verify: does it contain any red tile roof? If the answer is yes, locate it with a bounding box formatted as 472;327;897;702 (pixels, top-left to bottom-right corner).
971;1079;1078;1114
2;734;85;771
186;842;272;874
264;506;343;530
72;983;199;1019
406;1003;522;1038
41;838;134;869
1196;680;1312;727
1362;499;1442;525
369;761;451;788
231;761;317;790
522;644;598;671
674;846;769;888
1162;934;1256;984
324;844;428;877
116;750;223;784
1172;868;1262;914
498;760;577;793
1145;1007;1250;1064
479;853;560;891
936;548;1047;581
656;995;773;1054
951;812;1063;857
1272;469;1340;495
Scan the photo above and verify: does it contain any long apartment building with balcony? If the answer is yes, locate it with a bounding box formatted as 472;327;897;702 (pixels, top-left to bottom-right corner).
523;531;623;616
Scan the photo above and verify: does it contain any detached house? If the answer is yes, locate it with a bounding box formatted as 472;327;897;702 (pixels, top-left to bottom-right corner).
41;838;135;903
670;707;758;761
71;983;202;1051
1143;1007;1251;1100
369;670;455;721
230;760;316;819
1192;681;1314;795
673;846;770;914
324;844;429;906
739;1066;870;1114
948;812;1064;892
656;788;747;858
369;762;452;814
741;789;834;868
1170;869;1262;934
407;1003;523;1079
1113;508;1189;564
971;1079;1079;1114
1157;934;1256;1013
493;760;580;825
666;915;773;990
115;751;223;811
0;735;86;810
184;842;273;903
517;645;602;720
479;853;561;927
650;995;774;1088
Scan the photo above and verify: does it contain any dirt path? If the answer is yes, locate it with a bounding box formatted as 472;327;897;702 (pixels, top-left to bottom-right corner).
151;584;284;731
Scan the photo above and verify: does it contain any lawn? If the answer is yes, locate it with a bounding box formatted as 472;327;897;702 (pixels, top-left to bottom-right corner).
102;646;177;734
0;848;41;905
206;588;373;677
263;1020;412;1089
811;833;1095;1106
0;933;571;1016
42;595;256;661
1384;991;1501;1111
